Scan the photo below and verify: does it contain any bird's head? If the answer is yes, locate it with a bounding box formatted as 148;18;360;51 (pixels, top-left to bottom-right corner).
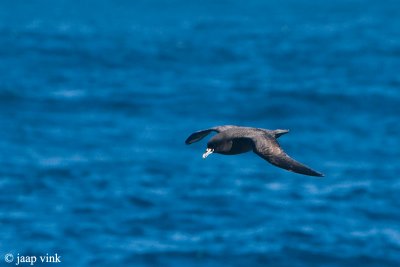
202;136;232;159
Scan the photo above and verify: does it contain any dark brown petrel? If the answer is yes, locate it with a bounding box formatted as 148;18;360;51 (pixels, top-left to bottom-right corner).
185;125;324;177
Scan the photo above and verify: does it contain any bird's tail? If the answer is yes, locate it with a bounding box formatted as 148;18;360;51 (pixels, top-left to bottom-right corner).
273;129;289;138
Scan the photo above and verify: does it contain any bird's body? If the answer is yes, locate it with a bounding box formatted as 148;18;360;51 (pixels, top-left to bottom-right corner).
185;125;324;177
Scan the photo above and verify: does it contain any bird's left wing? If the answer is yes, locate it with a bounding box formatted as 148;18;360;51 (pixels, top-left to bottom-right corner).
251;134;324;177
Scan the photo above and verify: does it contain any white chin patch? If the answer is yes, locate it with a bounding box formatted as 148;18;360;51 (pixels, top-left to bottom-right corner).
202;148;214;159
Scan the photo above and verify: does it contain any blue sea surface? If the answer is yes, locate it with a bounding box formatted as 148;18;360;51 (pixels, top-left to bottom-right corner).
0;0;399;266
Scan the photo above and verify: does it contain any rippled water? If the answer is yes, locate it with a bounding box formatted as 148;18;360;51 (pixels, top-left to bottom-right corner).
0;0;399;266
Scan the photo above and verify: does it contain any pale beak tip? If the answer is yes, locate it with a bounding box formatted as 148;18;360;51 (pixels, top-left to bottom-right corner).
202;148;214;159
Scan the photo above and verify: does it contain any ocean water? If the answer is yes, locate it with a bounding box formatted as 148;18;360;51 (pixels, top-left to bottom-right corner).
0;0;399;266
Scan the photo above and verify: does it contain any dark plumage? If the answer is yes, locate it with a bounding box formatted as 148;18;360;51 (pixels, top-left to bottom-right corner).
185;125;324;177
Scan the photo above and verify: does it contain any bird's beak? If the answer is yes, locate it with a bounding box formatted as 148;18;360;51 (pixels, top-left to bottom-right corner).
202;148;214;159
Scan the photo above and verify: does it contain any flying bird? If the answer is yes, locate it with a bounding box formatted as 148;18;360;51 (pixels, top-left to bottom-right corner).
185;125;324;177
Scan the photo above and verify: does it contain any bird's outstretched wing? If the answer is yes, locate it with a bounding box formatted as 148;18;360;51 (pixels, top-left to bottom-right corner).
251;134;324;177
185;125;237;145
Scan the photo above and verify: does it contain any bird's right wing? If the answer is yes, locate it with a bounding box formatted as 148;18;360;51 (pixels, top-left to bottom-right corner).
251;134;324;177
185;125;237;145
